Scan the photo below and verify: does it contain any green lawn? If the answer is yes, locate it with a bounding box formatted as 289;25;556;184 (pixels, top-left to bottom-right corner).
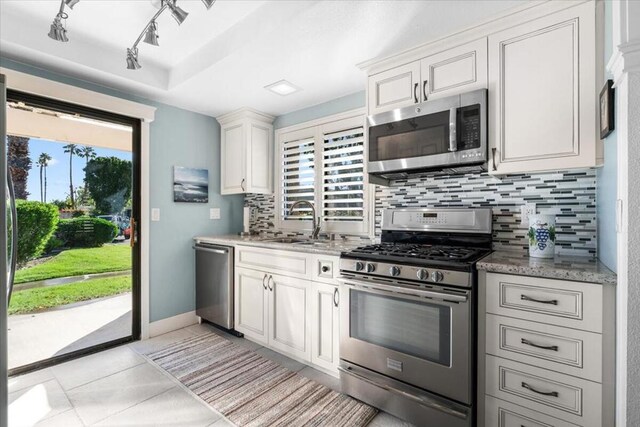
15;244;131;284
9;275;132;315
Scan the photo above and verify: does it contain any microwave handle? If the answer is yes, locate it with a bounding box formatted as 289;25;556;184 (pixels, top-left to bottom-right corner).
448;107;457;152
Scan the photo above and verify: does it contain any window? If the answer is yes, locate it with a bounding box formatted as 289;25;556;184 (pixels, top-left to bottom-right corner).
276;113;370;235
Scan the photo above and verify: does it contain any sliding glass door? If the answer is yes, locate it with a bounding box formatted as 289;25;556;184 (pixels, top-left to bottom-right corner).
5;90;141;375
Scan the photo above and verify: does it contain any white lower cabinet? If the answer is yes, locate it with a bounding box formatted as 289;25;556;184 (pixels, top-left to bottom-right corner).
234;267;269;345
268;273;312;361
479;272;615;427
234;250;341;375
311;282;340;373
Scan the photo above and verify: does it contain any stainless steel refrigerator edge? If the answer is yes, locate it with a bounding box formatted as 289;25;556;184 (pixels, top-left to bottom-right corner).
1;73;10;427
194;242;235;330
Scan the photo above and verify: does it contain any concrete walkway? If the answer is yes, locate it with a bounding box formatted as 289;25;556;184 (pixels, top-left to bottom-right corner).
8;293;132;371
14;270;130;291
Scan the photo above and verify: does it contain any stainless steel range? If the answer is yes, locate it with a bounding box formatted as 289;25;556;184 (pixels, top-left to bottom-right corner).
338;208;492;427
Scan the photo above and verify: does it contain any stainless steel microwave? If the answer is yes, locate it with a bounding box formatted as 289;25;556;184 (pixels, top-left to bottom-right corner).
367;89;487;180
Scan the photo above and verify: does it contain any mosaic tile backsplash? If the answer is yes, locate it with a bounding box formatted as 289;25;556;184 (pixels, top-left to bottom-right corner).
245;169;597;256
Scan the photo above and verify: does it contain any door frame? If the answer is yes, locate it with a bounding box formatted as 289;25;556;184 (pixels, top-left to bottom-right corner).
1;67;155;373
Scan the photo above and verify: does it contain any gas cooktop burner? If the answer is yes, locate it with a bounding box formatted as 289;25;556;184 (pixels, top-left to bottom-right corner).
348;242;489;264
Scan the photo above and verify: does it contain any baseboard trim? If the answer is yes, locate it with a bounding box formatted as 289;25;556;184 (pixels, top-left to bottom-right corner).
149;311;198;338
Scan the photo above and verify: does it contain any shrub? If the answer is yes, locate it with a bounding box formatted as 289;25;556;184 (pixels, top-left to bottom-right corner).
44;236;65;254
56;217;118;248
15;201;59;264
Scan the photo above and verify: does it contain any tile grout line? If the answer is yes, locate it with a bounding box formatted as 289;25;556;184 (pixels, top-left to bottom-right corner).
86;385;180;426
51;347;147;393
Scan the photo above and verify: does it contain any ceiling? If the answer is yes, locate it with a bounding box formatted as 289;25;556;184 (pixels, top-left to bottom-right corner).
0;0;528;118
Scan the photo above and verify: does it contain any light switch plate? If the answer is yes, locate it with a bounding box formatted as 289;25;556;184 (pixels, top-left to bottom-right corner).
151;208;160;222
520;203;536;226
210;208;221;220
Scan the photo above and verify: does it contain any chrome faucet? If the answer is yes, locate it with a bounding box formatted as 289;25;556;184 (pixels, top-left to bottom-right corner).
289;200;321;239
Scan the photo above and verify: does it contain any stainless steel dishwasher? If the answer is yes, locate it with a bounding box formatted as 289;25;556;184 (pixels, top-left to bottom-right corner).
194;242;242;336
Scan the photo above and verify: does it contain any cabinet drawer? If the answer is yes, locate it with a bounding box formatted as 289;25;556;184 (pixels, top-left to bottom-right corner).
311;255;339;285
486;355;601;427
486;314;602;382
486;273;603;333
236;246;310;279
485;395;582;427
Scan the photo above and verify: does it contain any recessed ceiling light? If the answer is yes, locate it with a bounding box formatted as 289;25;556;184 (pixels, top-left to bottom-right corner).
265;80;301;96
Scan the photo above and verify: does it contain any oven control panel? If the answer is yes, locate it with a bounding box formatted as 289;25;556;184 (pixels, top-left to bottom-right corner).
339;258;471;288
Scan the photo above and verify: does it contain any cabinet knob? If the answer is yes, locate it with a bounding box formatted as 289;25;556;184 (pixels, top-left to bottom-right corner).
321;265;330;273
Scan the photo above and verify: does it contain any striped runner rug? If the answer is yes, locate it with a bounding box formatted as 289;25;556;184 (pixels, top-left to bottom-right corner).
146;332;378;426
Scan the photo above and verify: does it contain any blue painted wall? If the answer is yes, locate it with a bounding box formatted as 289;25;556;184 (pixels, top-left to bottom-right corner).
274;91;365;129
597;1;617;272
0;57;244;322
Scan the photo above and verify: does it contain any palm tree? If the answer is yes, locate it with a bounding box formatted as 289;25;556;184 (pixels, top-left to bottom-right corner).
63;144;82;208
79;146;96;172
37;153;52;203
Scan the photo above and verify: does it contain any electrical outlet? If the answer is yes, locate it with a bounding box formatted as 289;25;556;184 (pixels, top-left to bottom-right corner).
151;208;160;222
520;203;536;225
210;208;221;220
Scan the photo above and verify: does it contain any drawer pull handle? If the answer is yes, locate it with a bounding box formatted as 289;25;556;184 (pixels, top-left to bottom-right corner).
521;338;559;352
520;294;558;305
521;382;559;397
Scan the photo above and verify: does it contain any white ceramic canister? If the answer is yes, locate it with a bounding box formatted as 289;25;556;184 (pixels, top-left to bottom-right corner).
528;214;556;258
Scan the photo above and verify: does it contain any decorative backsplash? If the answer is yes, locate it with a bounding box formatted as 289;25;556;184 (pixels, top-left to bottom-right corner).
245;169;597;256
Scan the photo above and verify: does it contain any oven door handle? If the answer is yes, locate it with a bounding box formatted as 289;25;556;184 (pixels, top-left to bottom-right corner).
337;365;469;420
338;278;468;303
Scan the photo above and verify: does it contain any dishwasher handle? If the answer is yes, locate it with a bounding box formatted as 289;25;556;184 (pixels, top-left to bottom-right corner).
193;244;230;255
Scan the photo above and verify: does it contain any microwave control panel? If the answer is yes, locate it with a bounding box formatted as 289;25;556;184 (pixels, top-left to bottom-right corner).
458;105;481;150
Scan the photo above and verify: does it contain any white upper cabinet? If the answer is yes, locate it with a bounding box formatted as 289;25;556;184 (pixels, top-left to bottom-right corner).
218;108;274;195
367;39;487;115
420;38;488;101
368;61;421;115
488;1;602;175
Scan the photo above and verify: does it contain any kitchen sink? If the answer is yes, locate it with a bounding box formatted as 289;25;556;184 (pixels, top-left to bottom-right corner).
261;237;308;244
293;241;328;246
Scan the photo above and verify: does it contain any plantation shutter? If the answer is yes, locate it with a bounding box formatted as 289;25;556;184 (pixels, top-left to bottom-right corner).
281;134;315;221
321;126;365;224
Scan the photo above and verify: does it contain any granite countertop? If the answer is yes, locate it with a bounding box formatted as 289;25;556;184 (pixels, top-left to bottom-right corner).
193;234;374;256
477;251;617;285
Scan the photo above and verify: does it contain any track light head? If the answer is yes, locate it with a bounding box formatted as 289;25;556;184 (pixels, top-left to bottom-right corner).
126;48;141;70
164;0;189;25
64;0;80;9
143;21;160;46
201;0;215;10
48;16;69;42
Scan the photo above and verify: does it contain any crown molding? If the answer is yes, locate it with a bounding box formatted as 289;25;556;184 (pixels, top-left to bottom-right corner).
216;107;275;125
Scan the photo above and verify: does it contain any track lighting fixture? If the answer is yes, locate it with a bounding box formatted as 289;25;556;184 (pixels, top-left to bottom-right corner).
201;0;216;10
48;15;69;42
143;21;160;46
48;0;78;42
126;48;141;70
64;0;80;9
125;0;214;70
165;0;189;25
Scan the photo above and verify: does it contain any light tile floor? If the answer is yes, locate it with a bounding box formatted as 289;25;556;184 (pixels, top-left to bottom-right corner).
8;323;414;427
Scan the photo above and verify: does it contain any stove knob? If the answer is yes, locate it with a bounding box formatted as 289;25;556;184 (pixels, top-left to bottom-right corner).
417;269;429;280
354;262;365;272
366;263;376;273
389;266;401;277
431;271;444;283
